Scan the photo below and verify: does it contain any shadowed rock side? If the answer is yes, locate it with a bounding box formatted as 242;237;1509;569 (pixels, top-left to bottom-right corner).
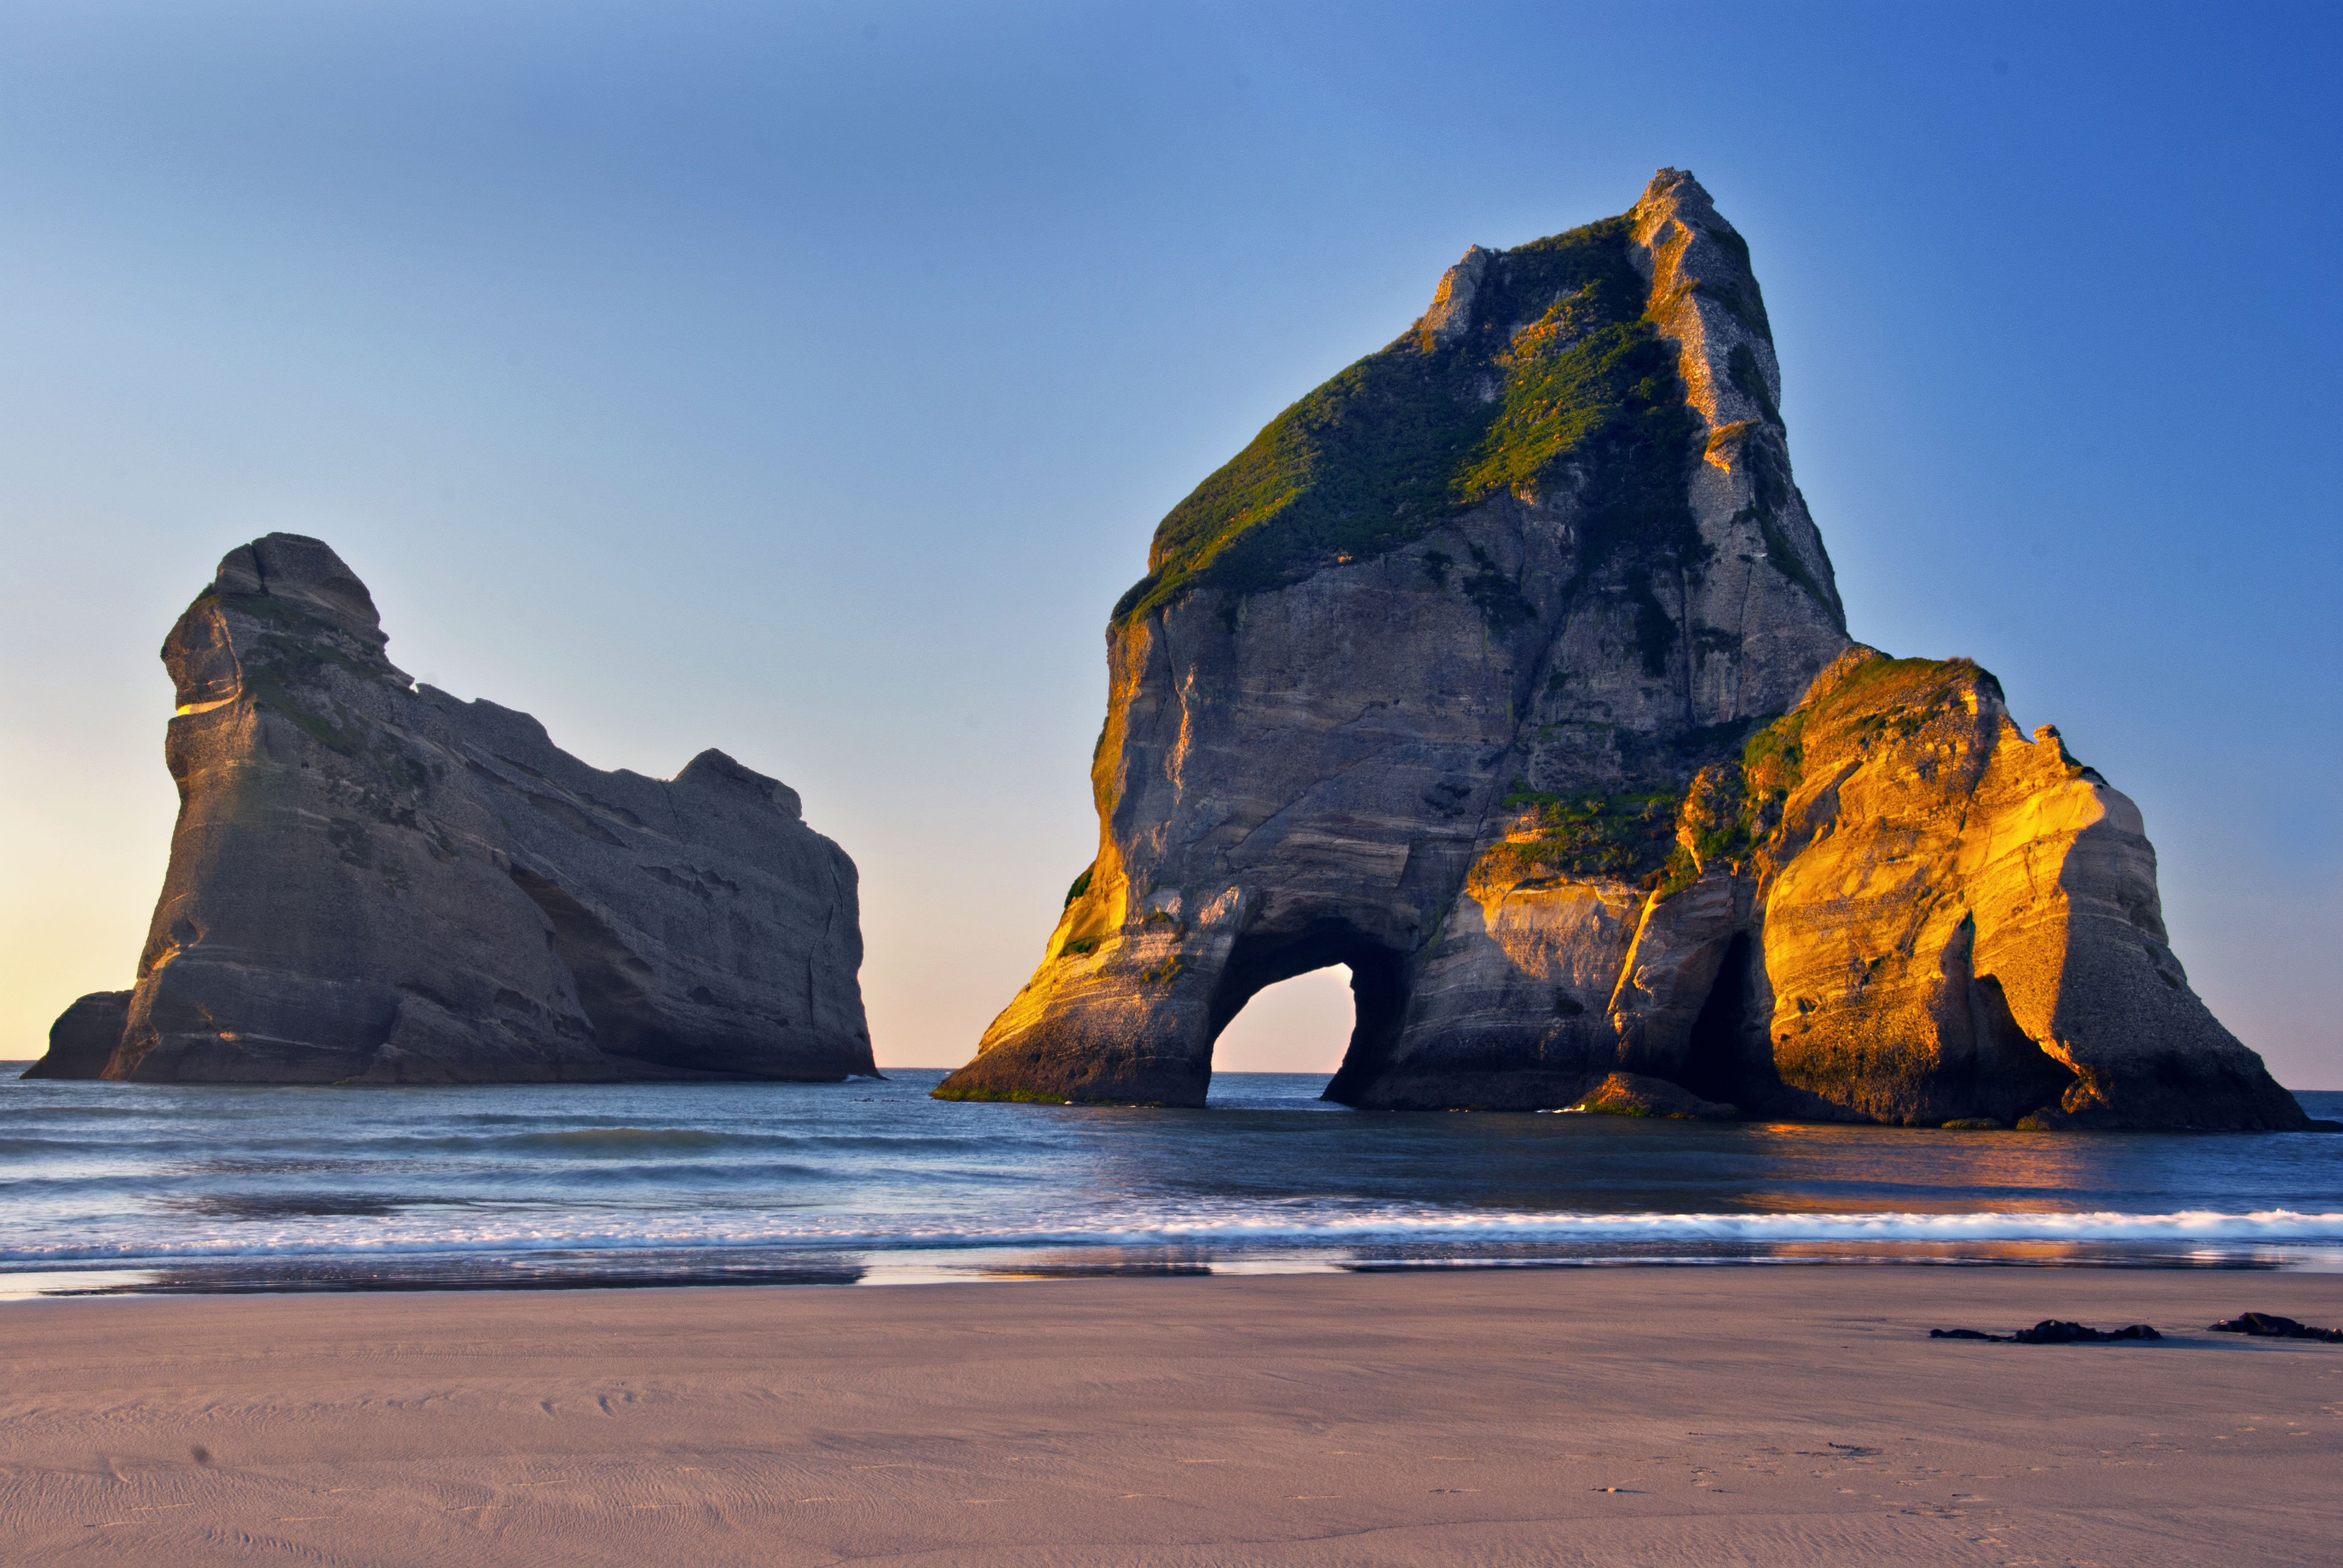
937;169;2305;1130
27;533;874;1084
22;991;131;1079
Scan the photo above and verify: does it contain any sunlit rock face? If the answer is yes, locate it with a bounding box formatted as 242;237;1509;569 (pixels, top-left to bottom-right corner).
937;169;2306;1129
27;533;873;1084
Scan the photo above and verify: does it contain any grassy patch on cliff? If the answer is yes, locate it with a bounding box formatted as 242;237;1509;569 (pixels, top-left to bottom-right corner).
1482;655;2017;908
1806;654;1999;734
1643;655;2007;887
1114;214;1702;624
1484;788;1679;882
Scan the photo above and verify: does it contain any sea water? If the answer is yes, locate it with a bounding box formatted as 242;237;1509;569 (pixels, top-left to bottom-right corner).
2;1068;2338;1296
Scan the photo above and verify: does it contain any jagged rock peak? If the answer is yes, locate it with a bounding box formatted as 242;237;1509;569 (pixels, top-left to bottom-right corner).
1627;168;1781;431
1117;166;1834;642
1411;168;1779;432
1418;245;1495;348
27;535;873;1085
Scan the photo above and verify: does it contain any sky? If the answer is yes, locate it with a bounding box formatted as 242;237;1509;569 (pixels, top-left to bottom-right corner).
1;1;2338;1086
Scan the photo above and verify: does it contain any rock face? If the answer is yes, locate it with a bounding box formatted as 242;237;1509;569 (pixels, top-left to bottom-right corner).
27;534;874;1084
937;169;2306;1131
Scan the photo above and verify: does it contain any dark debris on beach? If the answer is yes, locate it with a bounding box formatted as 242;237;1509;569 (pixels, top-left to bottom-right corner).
1930;1320;2162;1344
2209;1312;2343;1342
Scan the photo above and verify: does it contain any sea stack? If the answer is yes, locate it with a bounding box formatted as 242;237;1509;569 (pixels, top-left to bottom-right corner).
28;533;874;1083
936;168;2306;1129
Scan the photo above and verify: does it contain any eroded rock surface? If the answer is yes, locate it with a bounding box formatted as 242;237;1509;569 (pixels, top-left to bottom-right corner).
938;169;2304;1130
27;534;873;1084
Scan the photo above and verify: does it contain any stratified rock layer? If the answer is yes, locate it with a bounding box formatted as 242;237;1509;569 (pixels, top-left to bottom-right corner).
938;169;2304;1130
27;534;873;1084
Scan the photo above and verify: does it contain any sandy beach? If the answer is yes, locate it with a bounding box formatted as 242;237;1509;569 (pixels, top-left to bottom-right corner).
2;1268;2339;1564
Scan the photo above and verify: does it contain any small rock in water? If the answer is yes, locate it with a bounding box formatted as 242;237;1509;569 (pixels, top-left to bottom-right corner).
1567;1072;1740;1122
2209;1312;2343;1342
1930;1320;2161;1344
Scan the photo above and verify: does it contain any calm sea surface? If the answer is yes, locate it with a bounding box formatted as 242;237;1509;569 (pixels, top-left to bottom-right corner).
3;1068;2338;1296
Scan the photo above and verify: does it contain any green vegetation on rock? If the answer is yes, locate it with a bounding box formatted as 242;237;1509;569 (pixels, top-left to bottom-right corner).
1485;788;1679;883
1114;214;1702;625
1643;655;2007;901
1481;654;2022;906
1804;653;2001;734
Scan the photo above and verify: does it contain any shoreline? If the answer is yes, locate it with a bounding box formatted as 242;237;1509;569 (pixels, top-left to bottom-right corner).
12;1240;2343;1303
5;1266;2338;1563
18;1237;2343;1293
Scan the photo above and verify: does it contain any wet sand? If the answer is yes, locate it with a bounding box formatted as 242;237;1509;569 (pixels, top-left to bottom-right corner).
3;1267;2339;1564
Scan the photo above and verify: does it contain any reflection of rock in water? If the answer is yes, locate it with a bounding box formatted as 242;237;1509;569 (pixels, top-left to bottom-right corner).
27;533;873;1085
939;168;2307;1131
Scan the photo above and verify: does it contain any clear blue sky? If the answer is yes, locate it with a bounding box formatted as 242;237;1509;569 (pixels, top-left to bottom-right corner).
3;1;2337;1085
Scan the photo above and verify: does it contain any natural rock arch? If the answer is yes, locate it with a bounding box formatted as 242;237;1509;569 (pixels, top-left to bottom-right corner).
1204;921;1409;1102
937;170;2310;1130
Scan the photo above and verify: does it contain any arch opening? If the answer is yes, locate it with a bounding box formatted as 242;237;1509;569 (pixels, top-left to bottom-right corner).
1210;967;1357;1075
1202;916;1408;1103
1678;931;1765;1109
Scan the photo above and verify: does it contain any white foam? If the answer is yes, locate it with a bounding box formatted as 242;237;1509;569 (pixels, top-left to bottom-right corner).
6;1206;2342;1269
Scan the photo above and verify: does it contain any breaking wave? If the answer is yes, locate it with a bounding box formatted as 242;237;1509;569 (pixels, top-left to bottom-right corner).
6;1205;2342;1270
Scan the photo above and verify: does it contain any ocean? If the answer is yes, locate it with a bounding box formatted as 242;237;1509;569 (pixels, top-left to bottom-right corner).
3;1068;2338;1297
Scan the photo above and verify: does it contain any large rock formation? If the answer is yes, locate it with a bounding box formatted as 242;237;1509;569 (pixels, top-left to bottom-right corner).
28;534;874;1083
938;169;2307;1130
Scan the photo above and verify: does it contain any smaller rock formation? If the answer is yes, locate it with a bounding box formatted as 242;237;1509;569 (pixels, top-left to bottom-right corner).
1930;1322;2163;1344
1568;1072;1737;1121
27;534;874;1084
21;991;131;1079
2209;1313;2343;1342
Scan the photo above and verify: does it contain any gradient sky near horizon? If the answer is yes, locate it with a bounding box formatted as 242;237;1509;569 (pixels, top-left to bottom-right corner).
3;2;2338;1085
